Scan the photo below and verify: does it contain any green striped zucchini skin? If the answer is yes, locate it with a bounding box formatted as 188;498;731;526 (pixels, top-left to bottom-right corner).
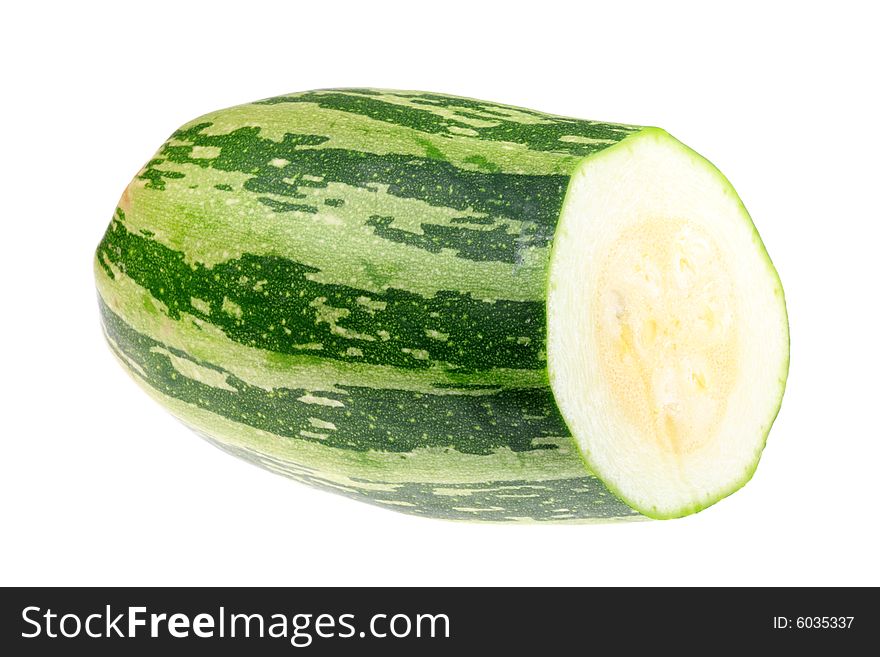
95;88;644;522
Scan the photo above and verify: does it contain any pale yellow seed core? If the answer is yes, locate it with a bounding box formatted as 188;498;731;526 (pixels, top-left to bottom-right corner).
593;218;739;456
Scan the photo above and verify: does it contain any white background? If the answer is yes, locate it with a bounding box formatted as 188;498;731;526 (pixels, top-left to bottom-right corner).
2;1;878;587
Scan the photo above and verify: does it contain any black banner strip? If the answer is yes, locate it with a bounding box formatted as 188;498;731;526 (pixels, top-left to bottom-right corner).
1;587;873;654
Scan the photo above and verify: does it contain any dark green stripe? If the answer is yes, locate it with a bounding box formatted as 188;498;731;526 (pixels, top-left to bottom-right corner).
257;197;319;214
101;298;566;456
206;438;637;521
98;214;547;371
142;122;569;254
256;90;635;156
365;214;526;263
